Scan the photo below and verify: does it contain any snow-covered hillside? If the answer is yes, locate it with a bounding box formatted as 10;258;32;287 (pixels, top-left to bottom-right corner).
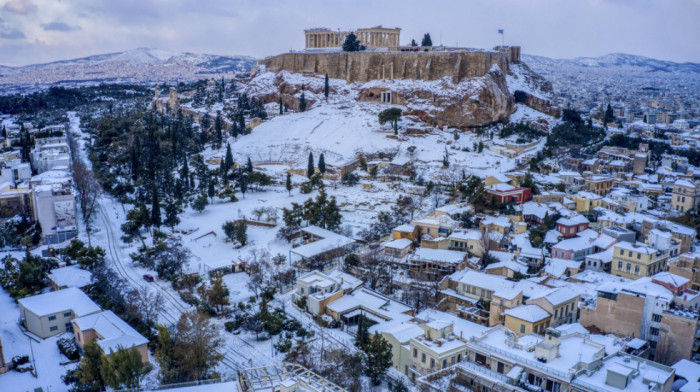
0;48;257;94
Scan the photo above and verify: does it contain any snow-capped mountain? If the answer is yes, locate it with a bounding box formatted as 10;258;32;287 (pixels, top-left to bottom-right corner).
0;48;258;94
523;53;700;74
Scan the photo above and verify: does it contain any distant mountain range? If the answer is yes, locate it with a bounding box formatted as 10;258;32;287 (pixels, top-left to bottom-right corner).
0;47;258;94
523;53;700;74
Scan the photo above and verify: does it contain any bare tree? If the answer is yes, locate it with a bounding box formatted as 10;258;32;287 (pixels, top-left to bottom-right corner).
72;159;100;246
127;286;165;325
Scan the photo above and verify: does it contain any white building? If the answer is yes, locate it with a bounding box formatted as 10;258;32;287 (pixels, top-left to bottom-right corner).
32;182;77;244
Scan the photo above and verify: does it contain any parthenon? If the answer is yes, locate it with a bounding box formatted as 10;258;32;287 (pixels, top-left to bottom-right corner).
304;26;401;49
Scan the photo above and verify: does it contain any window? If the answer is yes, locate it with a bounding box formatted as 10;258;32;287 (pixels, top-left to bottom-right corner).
475;353;487;365
421;353;426;363
650;327;659;336
65;323;73;332
626;263;631;272
618;261;623;270
637;253;641;259
520;324;525;333
49;326;58;332
48;315;56;321
413;348;417;358
63;311;72;317
430;358;435;368
629;251;633;257
497;362;505;374
442;359;447;368
634;265;640;274
652;314;662;323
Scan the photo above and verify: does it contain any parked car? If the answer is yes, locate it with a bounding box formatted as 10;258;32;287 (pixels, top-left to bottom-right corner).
143;274;155;282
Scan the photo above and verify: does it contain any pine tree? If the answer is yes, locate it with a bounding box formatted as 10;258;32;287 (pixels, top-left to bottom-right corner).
604;103;614;125
101;346;151;389
151;190;161;228
238;113;246;135
307;152;315;178
421;33;433;46
299;91;307;112
164;199;181;231
73;340;106;390
410;39;418;47
286;172;292;196
318;153;326;174
342;32;360;52
192;193;208;212
354;314;370;349
363;332;393;385
246;157;253;173
324;74;329;101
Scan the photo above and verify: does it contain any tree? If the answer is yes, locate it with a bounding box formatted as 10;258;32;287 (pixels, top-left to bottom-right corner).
192;192;208;213
421;33;433;46
410;39;418;47
72;340;106;391
198;276;230;314
152;241;190;281
378;107;402;135
224;143;234;173
363;332;393;385
299;91;307;112
72;159;100;246
214;111;223;149
151;191;161;228
246;156;253;173
164;198;181;231
342;32;361;52
354;314;371;349
127;285;164;326
324;74;329;101
604;103;614;125
222;220;247;247
318;153;326;174
158;311;224;383
279;97;283;114
286;172;292;196
307;152;315;178
101;346;152;389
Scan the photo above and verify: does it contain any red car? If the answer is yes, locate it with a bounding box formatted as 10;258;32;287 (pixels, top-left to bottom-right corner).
143;274;155;282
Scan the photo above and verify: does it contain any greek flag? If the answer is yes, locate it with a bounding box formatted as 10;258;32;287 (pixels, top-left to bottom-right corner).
498;29;504;35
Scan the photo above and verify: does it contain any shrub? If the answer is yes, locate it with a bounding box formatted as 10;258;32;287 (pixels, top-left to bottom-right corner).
57;338;80;360
224;321;236;333
12;355;29;365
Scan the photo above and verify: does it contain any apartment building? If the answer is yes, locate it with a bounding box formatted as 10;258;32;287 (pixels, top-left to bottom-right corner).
611;242;670;279
18;288;101;338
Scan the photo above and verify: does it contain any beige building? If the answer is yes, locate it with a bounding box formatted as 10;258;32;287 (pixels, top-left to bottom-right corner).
574;192;603;212
18;287;101;338
612;242;669;279
304;26;400;49
526;288;579;327
407;321;467;381
503;304;551;336
671;179;700;213
669;252;700;290
72;310;149;363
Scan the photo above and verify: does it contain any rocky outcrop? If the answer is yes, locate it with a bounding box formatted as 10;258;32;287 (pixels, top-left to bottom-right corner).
357;65;514;128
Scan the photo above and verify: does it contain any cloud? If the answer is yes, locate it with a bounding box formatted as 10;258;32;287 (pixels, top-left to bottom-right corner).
0;29;25;39
2;0;36;15
41;21;80;32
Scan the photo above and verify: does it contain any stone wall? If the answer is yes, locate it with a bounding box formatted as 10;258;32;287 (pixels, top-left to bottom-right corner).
258;50;511;84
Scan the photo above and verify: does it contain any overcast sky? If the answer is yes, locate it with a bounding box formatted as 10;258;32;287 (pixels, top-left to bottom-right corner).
1;0;699;67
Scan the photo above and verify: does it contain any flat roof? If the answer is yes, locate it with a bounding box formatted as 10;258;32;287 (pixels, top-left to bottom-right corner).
18;287;100;318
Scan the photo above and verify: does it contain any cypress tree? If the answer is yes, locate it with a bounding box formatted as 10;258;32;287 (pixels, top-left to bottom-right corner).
164;199;181;231
238;113;246;135
324;74;329;101
224;143;233;172
214;112;223;148
286;172;292;196
151;191;161;228
239;175;248;198
299;91;307;112
246;157;253;173
410;39;418;47
279;97;283;114
421;33;433;46
307;152;315;178
318;153;326;174
342;32;360;52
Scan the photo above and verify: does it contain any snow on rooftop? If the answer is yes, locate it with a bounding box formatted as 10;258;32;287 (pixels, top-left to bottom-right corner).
504;304;550;322
48;265;93;288
411;248;466;264
73;310;148;354
18;287;100;318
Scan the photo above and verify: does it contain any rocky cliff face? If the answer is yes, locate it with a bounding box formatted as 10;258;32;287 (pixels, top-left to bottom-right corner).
357;64;514;128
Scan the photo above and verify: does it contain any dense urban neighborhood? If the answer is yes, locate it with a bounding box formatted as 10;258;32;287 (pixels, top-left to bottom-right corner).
0;22;699;392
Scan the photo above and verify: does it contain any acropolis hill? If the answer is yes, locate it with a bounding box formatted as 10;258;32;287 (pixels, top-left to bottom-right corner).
253;27;556;128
